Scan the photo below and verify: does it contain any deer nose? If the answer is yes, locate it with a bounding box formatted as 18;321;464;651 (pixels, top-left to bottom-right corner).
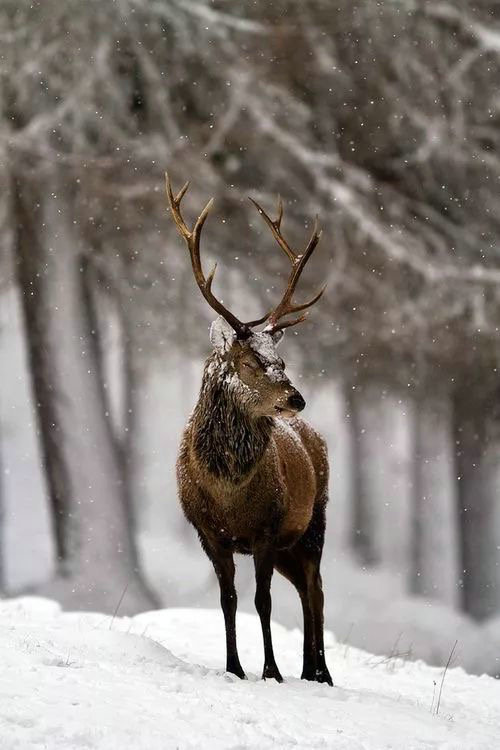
288;391;306;412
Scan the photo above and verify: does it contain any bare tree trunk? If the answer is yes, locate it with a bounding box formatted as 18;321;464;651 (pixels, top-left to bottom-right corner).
0;284;54;591
82;260;161;608
13;177;158;614
120;313;169;558
346;386;379;566
410;395;459;606
347;384;413;570
119;297;165;538
453;390;500;620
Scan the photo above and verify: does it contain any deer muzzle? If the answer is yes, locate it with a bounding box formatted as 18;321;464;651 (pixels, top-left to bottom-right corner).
287;391;306;413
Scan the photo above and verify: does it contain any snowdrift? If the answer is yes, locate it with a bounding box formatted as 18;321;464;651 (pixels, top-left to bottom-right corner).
0;597;498;749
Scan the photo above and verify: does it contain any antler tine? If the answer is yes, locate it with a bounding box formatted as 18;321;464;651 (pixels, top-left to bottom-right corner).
166;172;251;338
266;283;328;333
248;197;296;262
174;180;190;208
276;196;284;229
250;196;326;333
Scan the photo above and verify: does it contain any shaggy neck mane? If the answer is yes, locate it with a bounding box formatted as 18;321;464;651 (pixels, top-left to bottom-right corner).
191;354;272;481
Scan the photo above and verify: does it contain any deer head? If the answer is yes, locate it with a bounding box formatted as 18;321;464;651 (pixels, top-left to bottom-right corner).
165;173;325;418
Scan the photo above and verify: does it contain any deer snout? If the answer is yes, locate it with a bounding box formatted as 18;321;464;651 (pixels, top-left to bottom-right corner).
287;390;306;412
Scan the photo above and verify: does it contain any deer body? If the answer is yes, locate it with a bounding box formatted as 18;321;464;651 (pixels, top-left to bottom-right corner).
167;173;332;685
178;354;328;554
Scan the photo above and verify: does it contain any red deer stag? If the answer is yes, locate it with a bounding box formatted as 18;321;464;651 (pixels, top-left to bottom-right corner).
166;173;332;686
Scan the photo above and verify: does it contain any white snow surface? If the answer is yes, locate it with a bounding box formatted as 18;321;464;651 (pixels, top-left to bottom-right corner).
0;598;499;749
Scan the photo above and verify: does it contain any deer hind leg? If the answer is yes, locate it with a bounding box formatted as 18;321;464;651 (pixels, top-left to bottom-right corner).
277;503;333;686
253;544;283;682
301;501;333;685
308;563;332;685
199;534;246;679
275;549;316;681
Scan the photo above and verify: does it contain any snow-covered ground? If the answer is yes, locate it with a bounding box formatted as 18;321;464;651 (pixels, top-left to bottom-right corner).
0;597;499;749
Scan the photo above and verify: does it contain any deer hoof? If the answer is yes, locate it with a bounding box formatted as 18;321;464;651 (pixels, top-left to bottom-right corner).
262;665;284;683
315;669;334;687
301;668;333;686
227;663;247;680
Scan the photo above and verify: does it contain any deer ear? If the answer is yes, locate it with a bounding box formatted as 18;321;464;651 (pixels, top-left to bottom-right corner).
210;317;236;354
271;329;285;347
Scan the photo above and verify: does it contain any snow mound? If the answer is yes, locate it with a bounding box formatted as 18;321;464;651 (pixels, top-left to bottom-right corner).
0;597;499;749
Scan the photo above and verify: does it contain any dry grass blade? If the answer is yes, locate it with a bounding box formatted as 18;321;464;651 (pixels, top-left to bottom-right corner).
435;640;458;716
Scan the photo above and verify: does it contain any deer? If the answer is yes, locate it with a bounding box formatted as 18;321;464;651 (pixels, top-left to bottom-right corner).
166;172;332;686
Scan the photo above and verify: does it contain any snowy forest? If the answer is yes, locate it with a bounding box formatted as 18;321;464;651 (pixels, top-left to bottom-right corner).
1;0;500;680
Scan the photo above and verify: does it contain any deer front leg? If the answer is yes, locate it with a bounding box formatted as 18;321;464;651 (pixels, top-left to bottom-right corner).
253;544;283;683
201;535;246;679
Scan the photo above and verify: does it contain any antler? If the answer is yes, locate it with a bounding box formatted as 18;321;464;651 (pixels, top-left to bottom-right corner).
249;197;326;332
166;173;269;339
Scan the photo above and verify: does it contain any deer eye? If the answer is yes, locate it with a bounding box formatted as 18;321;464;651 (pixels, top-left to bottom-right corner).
241;360;258;372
